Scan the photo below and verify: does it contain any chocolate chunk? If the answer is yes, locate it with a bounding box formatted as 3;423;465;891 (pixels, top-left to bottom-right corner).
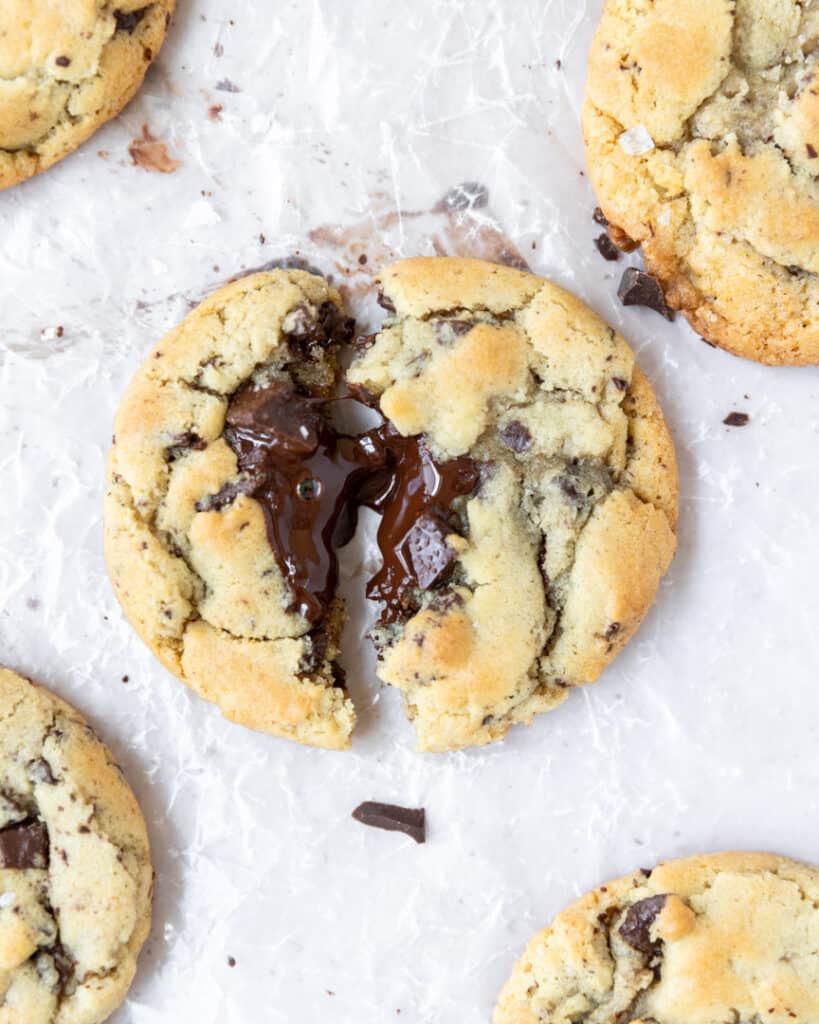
499;421;532;453
55;56;71;67
406;512;456;589
363;430;479;624
0;818;49;869
595;233;620;262
618;268;674;320
612;377;628;391
593;207;609;227
723;411;749;427
808;143;817;159
195;479;253;513
433;320;473;344
434;182;490;213
284;300;355;357
28;759;56;785
114;7;149;33
352;801;426;844
345;381;379;407
166;432;207;461
619;895;668;955
377;291;396;314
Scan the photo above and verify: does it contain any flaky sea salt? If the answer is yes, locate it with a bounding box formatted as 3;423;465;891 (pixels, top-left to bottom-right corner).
618;125;655;155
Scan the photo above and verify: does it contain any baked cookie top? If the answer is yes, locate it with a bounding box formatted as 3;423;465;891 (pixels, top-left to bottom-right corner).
583;0;819;365
494;851;819;1024
0;667;152;1024
105;260;677;753
347;257;677;751
0;1;174;190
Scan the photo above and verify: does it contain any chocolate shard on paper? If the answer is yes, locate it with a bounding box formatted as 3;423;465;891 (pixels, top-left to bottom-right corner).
352;801;426;844
617;267;674;320
723;412;749;427
594;232;620;262
0;818;50;869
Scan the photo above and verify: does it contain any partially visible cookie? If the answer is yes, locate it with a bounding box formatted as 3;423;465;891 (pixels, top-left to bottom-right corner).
0;667;152;1024
494;851;819;1024
583;0;819;365
348;257;678;752
104;269;359;749
0;1;174;190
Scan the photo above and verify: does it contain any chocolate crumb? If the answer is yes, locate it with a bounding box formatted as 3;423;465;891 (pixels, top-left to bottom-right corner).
593;207;609;227
617;268;674;320
723;412;749;427
595;233;620;262
808;143;817;159
227;956;236;967
619;894;668;955
122;675;130;683
358;254;368;265
352;802;426;844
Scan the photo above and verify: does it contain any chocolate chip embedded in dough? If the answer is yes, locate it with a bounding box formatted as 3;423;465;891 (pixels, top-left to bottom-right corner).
114;7;149;33
0;818;50;869
619;894;668;955
499;421;533;453
406;511;458;590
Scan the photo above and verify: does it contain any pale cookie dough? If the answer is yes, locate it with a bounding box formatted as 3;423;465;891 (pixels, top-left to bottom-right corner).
104;270;358;750
494;851;819;1024
0;1;174;190
347;257;678;752
0;667;152;1024
583;0;819;365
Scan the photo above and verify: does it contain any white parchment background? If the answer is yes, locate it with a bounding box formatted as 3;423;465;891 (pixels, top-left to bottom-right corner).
2;1;819;1021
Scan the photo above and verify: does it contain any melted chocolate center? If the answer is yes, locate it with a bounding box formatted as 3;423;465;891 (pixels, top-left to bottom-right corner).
220;382;478;625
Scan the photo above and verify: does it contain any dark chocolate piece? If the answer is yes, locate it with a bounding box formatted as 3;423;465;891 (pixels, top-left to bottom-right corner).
723;412;749;427
114;7;149;33
808;143;818;159
593;207;609;227
617;268;674;320
499;421;532;453
619;894;668;955
55;56;71;67
352;801;426;844
595;233;620;262
166;432;207;461
219;382;478;627
377;291;396;314
362;428;478;623
434;182;490;212
284;301;355;357
0;818;49;869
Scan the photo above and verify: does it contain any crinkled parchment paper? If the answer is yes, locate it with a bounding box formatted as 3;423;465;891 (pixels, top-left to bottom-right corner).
2;1;819;1021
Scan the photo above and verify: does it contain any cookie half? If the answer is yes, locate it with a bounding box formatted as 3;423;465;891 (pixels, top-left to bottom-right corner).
348;257;677;752
105;270;359;749
0;1;174;190
494;851;819;1024
0;667;153;1023
583;0;819;365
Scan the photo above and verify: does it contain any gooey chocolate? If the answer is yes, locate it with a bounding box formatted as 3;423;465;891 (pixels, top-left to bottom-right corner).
219;382;478;625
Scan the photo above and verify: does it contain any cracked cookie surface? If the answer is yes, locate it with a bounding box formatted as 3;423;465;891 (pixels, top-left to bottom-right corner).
347;257;677;752
0;1;174;190
494;851;819;1024
583;0;819;365
104;269;358;750
0;667;152;1024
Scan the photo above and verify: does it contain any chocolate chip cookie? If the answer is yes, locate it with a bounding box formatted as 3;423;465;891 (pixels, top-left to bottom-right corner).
583;0;819;365
349;257;677;751
0;667;152;1023
0;1;174;190
494;851;819;1024
105;260;677;752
